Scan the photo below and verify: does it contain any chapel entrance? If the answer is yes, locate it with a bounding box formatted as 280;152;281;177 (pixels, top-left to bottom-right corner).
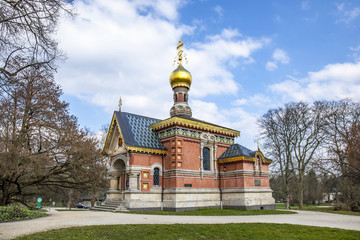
108;158;127;200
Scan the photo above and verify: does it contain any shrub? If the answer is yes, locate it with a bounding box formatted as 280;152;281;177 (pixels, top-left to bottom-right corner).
0;206;47;222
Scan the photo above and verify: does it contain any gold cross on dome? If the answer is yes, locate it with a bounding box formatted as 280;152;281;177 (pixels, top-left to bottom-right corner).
177;39;184;63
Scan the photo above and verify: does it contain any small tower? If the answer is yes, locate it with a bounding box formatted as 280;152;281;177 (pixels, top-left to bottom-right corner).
169;40;192;117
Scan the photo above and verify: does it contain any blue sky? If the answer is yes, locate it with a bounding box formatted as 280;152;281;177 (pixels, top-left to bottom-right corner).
56;0;360;149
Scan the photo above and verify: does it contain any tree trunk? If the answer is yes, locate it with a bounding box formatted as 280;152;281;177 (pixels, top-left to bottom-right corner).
285;184;290;209
90;191;96;207
298;173;304;210
0;194;9;206
0;182;11;206
342;177;352;210
67;189;73;210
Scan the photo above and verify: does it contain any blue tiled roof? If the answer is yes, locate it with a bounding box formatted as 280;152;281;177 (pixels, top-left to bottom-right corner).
218;143;256;160
115;111;166;150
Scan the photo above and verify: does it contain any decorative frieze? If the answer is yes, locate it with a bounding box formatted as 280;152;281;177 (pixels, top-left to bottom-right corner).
164;169;218;177
158;127;234;144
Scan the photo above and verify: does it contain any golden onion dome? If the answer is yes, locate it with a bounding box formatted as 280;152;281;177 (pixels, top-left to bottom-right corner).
169;63;192;89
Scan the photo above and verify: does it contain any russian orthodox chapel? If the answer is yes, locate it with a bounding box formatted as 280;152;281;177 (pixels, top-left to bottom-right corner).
102;41;275;211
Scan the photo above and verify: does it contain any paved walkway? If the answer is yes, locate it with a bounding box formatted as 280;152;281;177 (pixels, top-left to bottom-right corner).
1;209;360;239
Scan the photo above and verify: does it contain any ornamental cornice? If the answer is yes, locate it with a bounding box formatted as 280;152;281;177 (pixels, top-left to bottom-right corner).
127;146;168;155
217;156;272;164
220;170;270;177
156;126;235;145
150;116;240;137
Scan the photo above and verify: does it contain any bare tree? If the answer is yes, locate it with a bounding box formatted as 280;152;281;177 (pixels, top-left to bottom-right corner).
0;1;108;207
0;65;105;206
289;102;325;209
0;0;72;81
259;102;326;209
347;124;360;186
259;105;296;209
315;100;360;210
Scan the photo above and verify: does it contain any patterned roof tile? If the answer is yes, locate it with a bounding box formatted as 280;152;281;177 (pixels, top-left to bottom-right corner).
218;143;256;159
115;111;165;150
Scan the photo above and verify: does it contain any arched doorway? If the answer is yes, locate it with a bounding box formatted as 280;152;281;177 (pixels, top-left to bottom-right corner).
109;158;126;195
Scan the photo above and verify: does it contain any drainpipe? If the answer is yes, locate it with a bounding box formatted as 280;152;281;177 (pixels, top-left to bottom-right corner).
161;155;164;211
218;162;223;210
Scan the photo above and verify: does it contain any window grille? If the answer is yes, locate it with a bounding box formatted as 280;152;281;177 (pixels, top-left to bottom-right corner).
203;147;211;171
153;168;160;186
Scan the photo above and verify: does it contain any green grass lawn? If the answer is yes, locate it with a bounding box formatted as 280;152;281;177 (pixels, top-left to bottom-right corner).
276;203;360;216
117;208;296;216
16;223;360;240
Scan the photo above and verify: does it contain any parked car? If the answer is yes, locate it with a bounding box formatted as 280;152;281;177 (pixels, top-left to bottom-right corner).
75;203;88;209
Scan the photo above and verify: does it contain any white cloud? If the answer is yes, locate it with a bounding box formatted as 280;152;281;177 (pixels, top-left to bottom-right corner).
273;48;290;64
335;2;360;24
133;0;182;21
188;29;268;97
350;44;360;62
213;5;224;18
192;99;260;149
266;61;278;71
270;62;360;102
222;107;259;148
57;0;268;116
57;0;188;118
233;94;271;107
232;98;248;106
265;48;290;71
191;100;227;125
55;0;270;148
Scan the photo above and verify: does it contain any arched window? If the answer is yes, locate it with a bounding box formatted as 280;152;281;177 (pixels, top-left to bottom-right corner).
153;168;160;186
184;93;187;102
203;147;211;171
174;93;178;102
255;155;262;172
178;92;183;102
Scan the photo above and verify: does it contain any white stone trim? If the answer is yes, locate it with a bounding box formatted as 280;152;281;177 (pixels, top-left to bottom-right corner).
221;170;270;177
164;169;217;177
150;163;163;175
199;132;217;178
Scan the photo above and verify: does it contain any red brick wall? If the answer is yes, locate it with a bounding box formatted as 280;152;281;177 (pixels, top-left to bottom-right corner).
125;126;272;192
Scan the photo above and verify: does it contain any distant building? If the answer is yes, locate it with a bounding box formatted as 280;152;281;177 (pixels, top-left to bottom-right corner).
102;41;275;211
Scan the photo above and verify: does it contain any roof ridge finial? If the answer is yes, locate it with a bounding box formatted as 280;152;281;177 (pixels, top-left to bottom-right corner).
118;96;122;112
257;139;260;151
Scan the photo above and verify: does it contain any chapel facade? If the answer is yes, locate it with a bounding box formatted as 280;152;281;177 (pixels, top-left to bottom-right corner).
102;41;275;211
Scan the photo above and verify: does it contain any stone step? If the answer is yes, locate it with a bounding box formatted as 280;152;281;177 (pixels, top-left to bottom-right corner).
104;204;122;207
92;205;116;209
91;200;128;212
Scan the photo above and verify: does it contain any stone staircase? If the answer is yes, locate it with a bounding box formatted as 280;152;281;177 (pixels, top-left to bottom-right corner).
91;200;128;212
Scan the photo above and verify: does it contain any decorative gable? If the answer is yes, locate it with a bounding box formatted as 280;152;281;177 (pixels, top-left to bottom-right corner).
102;111;167;155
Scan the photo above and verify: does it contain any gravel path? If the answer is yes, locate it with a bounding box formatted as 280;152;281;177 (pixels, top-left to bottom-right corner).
1;209;359;239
